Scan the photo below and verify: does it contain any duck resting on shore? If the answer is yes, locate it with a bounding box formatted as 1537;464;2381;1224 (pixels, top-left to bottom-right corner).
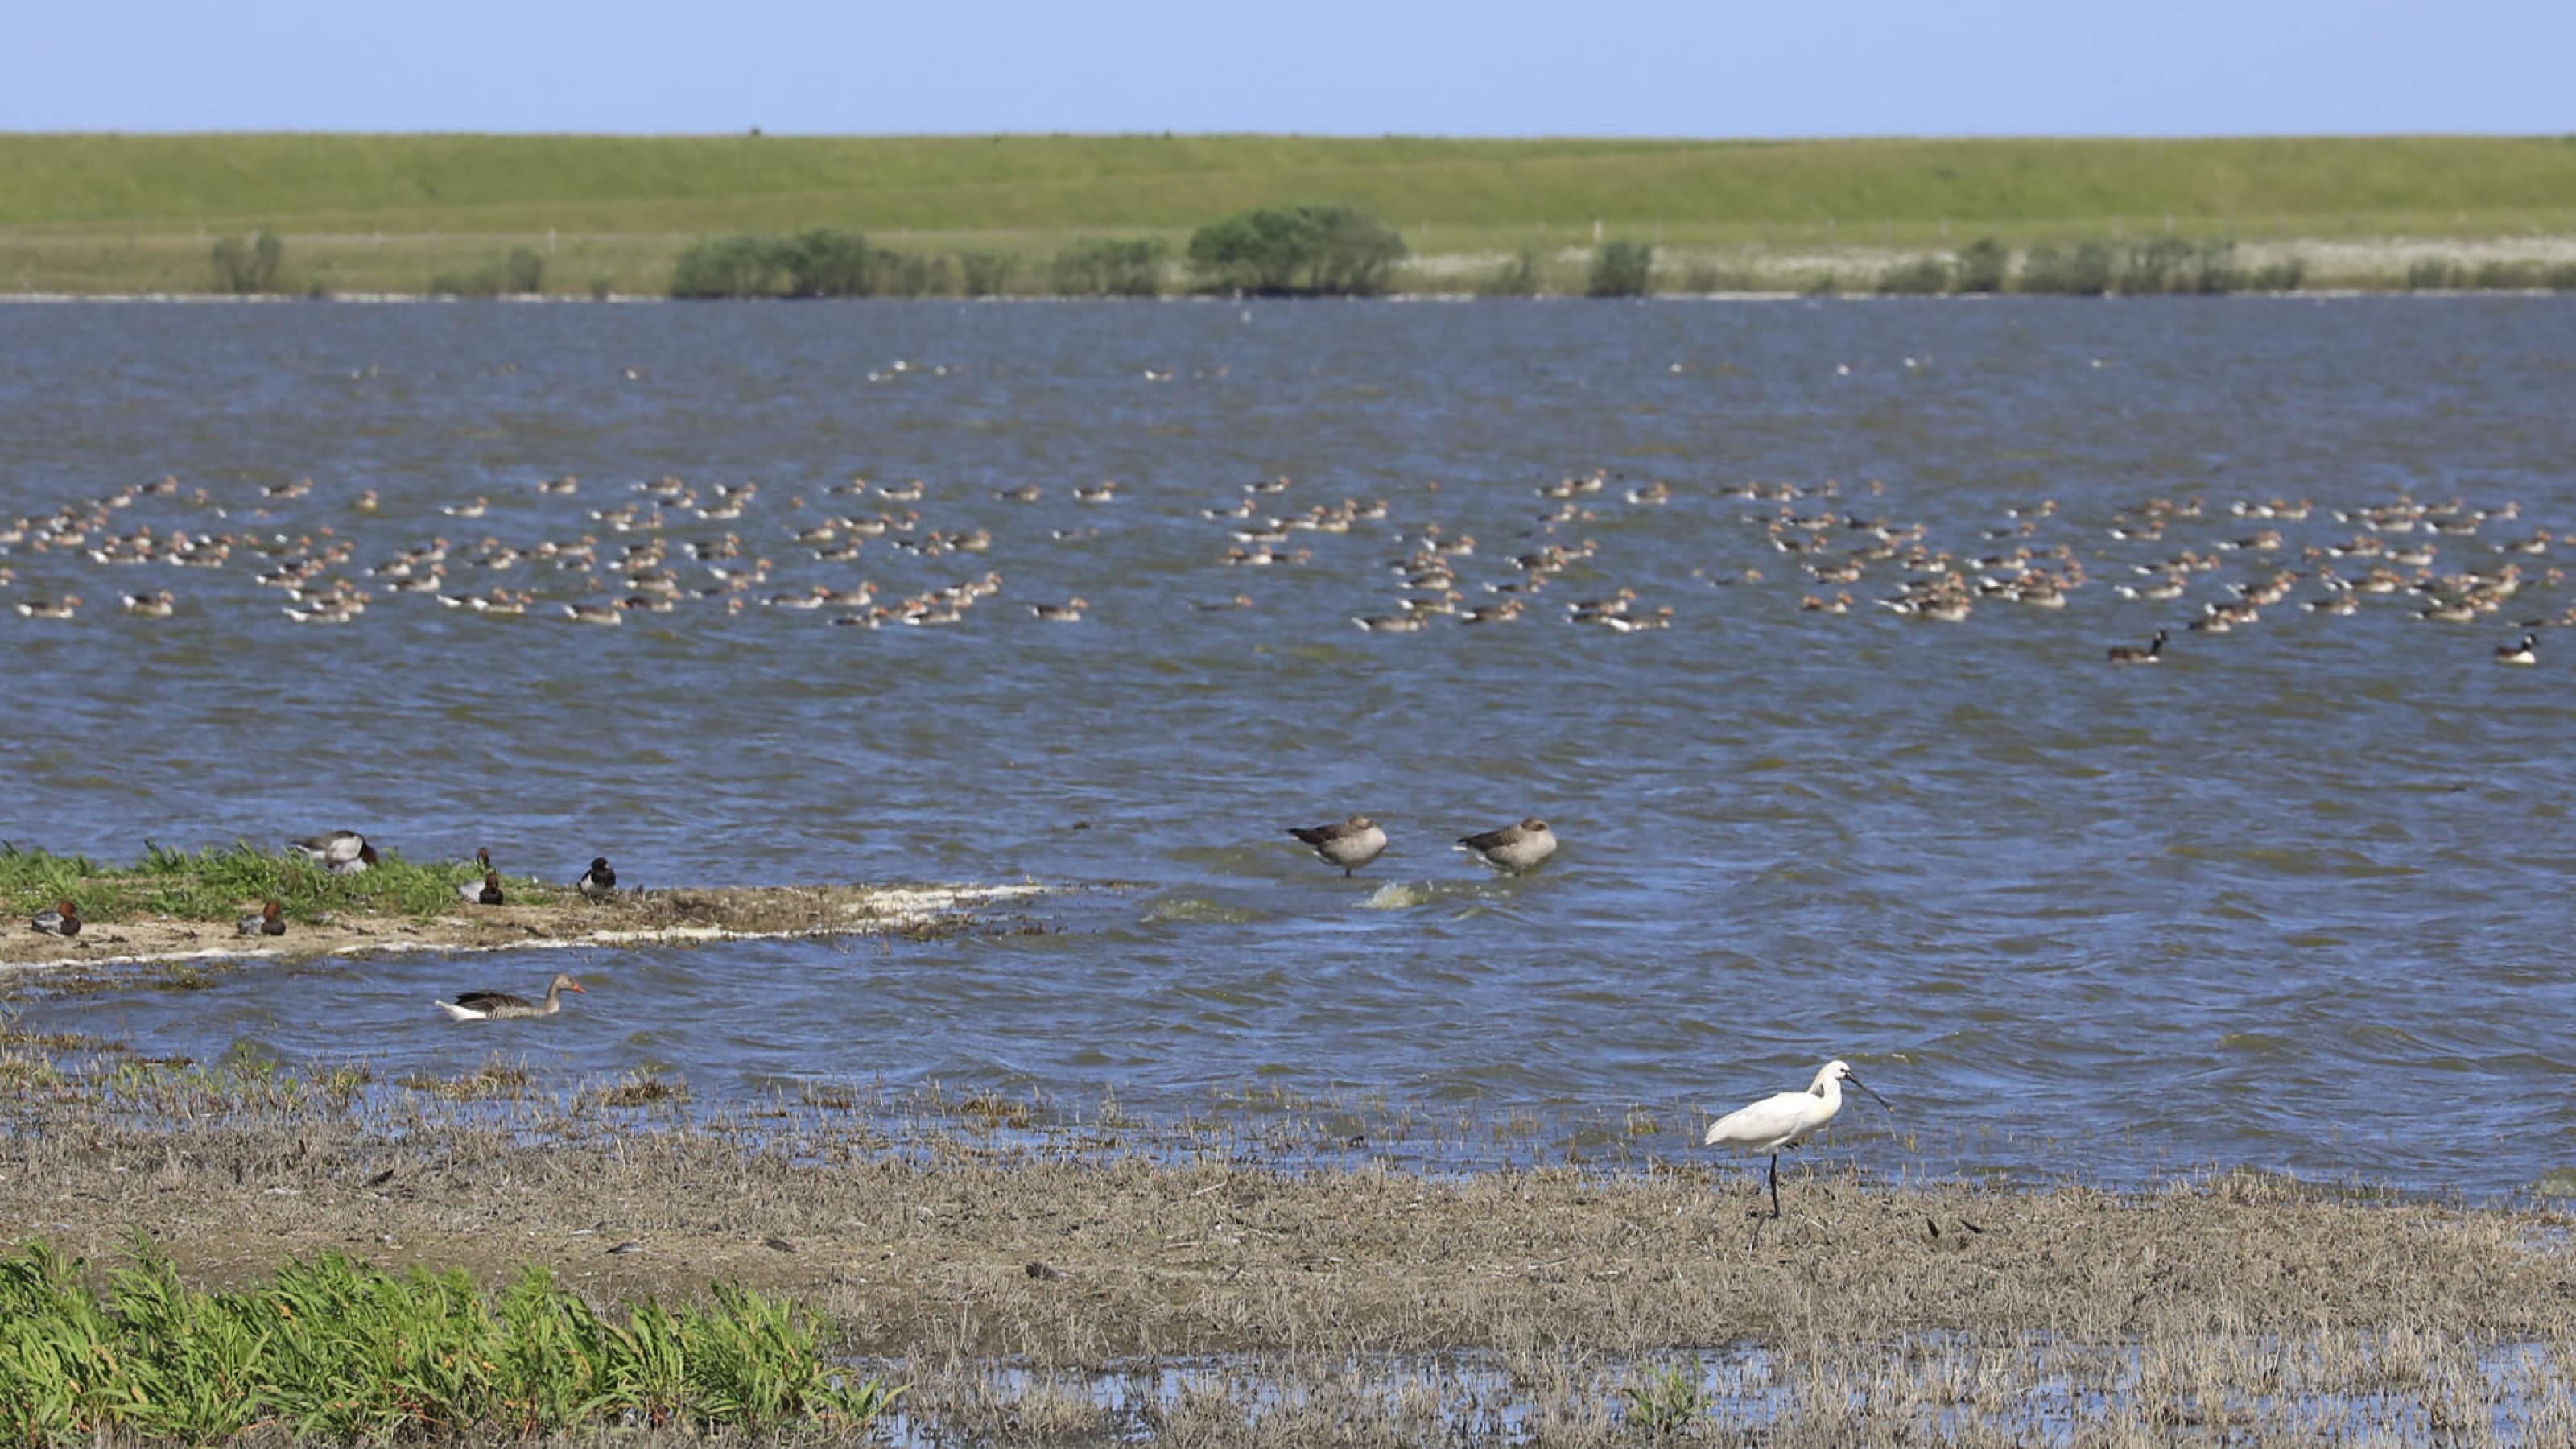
290;831;369;868
435;973;585;1022
31;901;80;937
237;899;286;937
578;857;617;898
458;870;505;906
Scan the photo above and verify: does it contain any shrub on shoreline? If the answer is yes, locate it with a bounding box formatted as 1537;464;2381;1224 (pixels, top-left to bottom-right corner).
208;231;284;295
1588;241;1653;297
1187;204;1407;295
1050;237;1167;297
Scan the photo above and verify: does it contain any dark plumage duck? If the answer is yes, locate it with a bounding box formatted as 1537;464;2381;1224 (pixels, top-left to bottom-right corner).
31;900;79;937
458;870;505;906
2107;629;2167;663
237;899;286;937
579;857;617;898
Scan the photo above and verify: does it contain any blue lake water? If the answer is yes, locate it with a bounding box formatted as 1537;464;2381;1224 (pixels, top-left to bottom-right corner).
6;296;2575;1192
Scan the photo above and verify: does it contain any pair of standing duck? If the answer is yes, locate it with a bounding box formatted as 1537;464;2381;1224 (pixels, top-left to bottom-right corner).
1286;815;1558;877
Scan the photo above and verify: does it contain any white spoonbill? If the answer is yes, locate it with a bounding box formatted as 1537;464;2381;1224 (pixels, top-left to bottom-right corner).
1703;1059;1890;1218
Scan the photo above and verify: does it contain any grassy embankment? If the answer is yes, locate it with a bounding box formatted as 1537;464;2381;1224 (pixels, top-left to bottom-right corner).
4;133;2576;295
3;1024;2576;1443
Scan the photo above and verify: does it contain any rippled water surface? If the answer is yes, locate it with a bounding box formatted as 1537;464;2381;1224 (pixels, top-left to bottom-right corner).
6;298;2576;1191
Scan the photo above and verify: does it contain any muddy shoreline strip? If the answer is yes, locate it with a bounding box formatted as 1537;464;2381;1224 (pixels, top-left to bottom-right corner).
0;881;1052;976
5;1052;2574;1443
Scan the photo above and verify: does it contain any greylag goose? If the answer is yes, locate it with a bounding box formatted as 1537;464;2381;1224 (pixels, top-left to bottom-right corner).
436;973;585;1022
1287;816;1387;877
1455;817;1558;874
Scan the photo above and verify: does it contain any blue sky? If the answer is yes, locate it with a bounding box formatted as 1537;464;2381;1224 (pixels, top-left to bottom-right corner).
10;0;2572;134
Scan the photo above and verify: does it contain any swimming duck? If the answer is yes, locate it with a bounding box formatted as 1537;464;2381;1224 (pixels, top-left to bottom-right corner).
2107;629;2167;663
1287;815;1388;877
1075;481;1119;504
1030;598;1088;621
563;602;625;625
290;832;369;868
579;857;617;898
120;591;176;617
2496;633;2539;667
1352;613;1427;633
994;484;1042;503
237;899;286;937
14;596;80;620
459;870;506;906
435;972;585;1022
30;900;79;937
1456;817;1558;874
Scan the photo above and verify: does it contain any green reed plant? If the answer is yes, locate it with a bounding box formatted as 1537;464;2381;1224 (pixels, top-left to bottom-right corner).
1619;1361;1709;1439
0;1239;898;1443
0;841;553;925
1875;256;1951;294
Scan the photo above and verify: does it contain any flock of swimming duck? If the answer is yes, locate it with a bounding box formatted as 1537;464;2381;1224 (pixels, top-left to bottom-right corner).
0;463;1690;637
2;457;2562;665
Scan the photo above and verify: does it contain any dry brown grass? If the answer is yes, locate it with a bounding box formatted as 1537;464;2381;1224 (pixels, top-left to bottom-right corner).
4;1048;2574;1443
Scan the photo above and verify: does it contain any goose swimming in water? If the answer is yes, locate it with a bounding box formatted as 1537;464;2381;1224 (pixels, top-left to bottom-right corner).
436;973;585;1022
2106;629;2167;663
1287;815;1387;877
1455;817;1558;874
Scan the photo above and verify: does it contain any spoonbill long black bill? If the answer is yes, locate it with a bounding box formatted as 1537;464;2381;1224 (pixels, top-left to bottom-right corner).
1703;1059;1892;1219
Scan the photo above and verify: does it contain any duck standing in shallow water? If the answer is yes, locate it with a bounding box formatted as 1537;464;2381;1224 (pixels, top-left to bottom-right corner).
237;899;286;936
1455;817;1558;874
1287;815;1387;877
458;870;505;906
579;857;617;898
435;973;584;1022
31;901;79;937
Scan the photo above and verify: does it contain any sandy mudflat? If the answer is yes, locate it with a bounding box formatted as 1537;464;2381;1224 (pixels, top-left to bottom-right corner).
0;881;1049;976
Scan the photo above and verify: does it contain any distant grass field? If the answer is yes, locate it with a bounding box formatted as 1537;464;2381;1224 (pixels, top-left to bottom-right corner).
5;134;2575;294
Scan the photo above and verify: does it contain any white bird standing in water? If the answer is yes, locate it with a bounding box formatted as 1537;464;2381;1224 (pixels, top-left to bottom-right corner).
1703;1059;1891;1218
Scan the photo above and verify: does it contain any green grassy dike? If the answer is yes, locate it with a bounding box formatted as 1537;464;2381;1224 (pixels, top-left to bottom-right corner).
4;133;2576;295
0;1239;895;1443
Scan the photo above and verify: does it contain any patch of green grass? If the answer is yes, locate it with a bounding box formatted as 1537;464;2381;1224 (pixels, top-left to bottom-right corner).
0;1236;899;1442
0;841;555;925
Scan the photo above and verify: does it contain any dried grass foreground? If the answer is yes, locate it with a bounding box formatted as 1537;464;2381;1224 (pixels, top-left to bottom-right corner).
4;1034;2575;1443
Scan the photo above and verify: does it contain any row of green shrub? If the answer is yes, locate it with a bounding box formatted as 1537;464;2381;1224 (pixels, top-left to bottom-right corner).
1872;237;2311;295
1880;236;2568;295
0;1238;896;1443
209;225;2576;299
